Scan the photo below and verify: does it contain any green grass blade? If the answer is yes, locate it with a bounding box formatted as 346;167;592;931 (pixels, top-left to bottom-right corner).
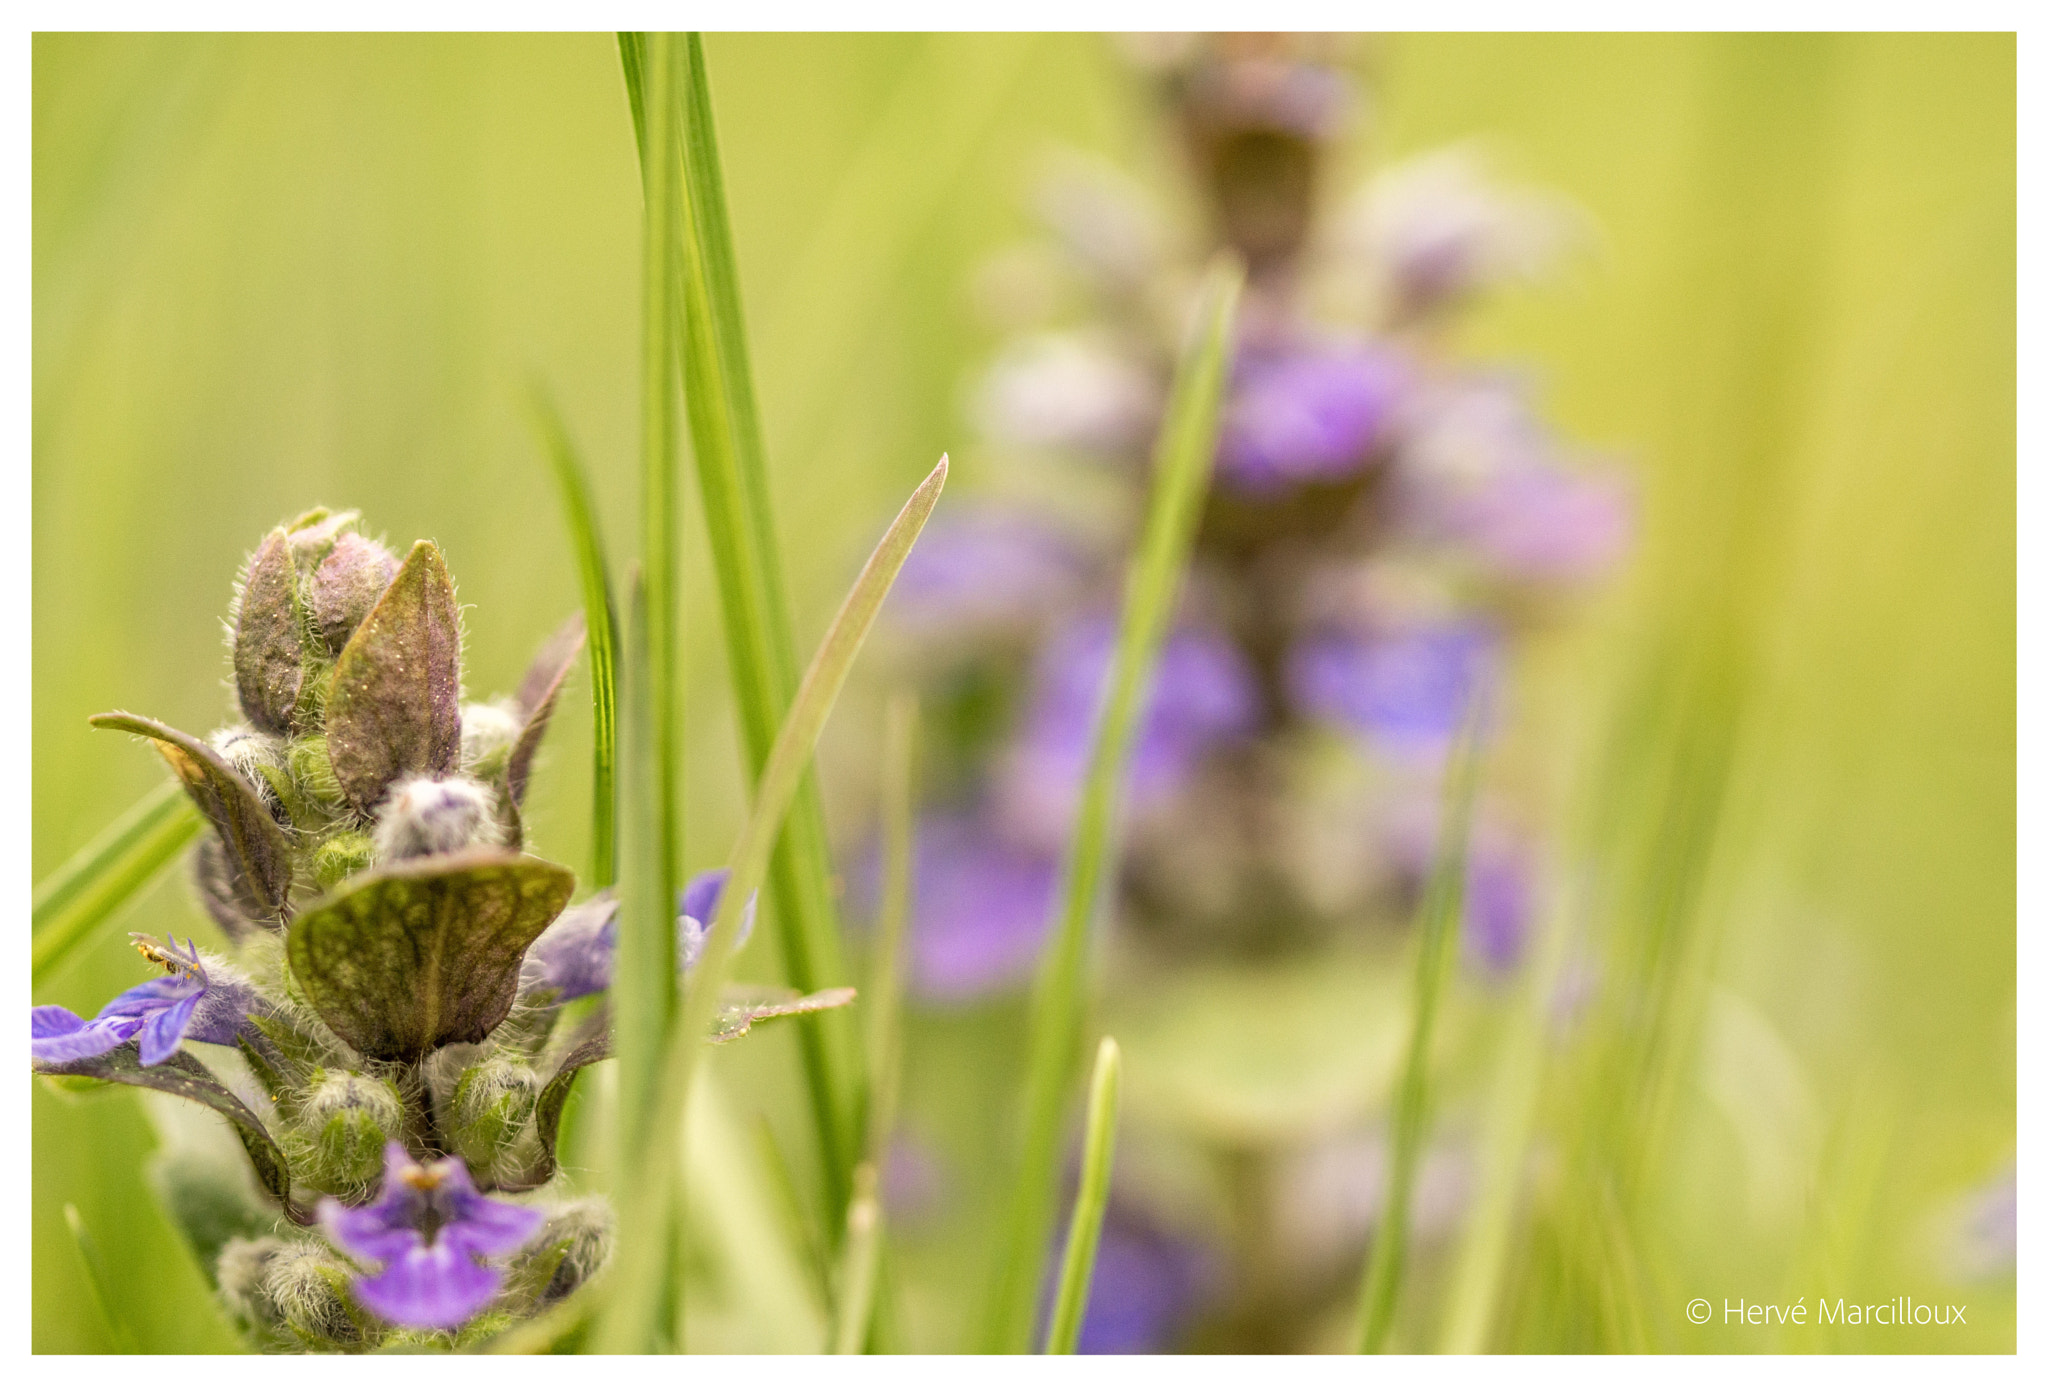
1437;873;1576;1353
599;455;946;1355
597;572;675;1355
65;1203;138;1353
624;30;863;1215
1356;695;1489;1353
830;691;918;1354
1043;1036;1123;1356
830;1163;884;1354
598;25;688;1356
979;258;1243;1353
33;780;201;984
525;383;621;889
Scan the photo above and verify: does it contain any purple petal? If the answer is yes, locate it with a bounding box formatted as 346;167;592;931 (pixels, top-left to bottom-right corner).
440;1190;545;1261
1288;623;1495;755
521;895;619;1003
889;511;1083;639
137;989;202;1066
322;1144;428;1262
94;974;198;1021
999;620;1259;848
31;1005;87;1039
1217;343;1411;494
30;1007;131;1065
1462;840;1535;975
908;814;1060;1000
679;869;729;930
351;1238;503;1330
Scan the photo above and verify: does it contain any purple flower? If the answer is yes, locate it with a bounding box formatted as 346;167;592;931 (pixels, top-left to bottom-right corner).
1041;1204;1216;1354
1288;621;1496;755
520;869;754;1003
908;813;1060;1000
978;332;1159;456
1217;343;1411;494
321;1142;543;1330
1351;149;1574;318
30;935;258;1067
1394;374;1631;581
1384;812;1537;975
1442;463;1633;582
888;510;1083;643
1461;836;1535;975
998;619;1261;849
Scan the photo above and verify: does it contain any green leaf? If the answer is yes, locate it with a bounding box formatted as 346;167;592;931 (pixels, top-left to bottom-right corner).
598;452;948;1354
65;1203;139;1353
324;538;463;817
526;385;621;888
32;779;203;985
1044;1036;1123;1354
88;712;292;925
602;24;688;1358
38;1043;313;1226
829;692;918;1355
508;613;586;807
980;256;1242;1352
1356;694;1488;1353
284;848;574;1062
631;27;864;1216
233;527;303;735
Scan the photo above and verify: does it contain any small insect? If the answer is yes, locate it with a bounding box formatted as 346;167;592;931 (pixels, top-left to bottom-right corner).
129;932;204;981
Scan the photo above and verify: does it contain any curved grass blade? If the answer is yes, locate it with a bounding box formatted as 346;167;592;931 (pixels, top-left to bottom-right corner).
979;257;1242;1352
525;383;621;888
626;29;863;1213
830;691;918;1354
32;779;201;984
1355;691;1489;1353
65;1203;138;1354
597;454;947;1354
1043;1036;1123;1355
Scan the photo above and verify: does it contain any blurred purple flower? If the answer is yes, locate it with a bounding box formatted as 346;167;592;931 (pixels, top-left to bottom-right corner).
908;813;1059;1000
1288;621;1495;755
1217;343;1411;493
520;869;753;1003
1462;836;1535;974
1395;373;1631;581
978;332;1159;455
889;510;1084;642
998;619;1261;849
1444;463;1633;582
1384;811;1537;975
30;935;258;1067
321;1143;542;1330
1352;149;1576;318
1043;1205;1217;1354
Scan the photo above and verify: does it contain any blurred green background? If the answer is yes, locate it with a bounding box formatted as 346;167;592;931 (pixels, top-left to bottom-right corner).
32;33;2012;1352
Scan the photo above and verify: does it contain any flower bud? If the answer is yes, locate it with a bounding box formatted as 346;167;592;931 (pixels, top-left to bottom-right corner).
447;1056;542;1180
312;830;376;890
310;531;400;654
459;700;523;782
371;774;503;862
533;1198;613;1303
287;734;350;814
211;726;290;812
262;1239;372;1349
289;1069;404;1197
